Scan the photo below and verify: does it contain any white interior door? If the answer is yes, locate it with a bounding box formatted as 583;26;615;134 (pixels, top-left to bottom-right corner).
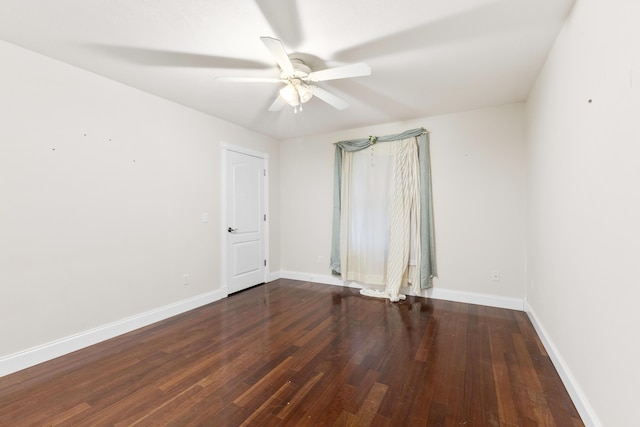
226;149;265;294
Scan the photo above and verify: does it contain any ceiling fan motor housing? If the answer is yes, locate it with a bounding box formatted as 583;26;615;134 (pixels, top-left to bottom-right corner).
282;58;311;79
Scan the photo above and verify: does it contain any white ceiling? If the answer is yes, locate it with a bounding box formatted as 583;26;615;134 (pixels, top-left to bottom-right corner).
0;0;574;140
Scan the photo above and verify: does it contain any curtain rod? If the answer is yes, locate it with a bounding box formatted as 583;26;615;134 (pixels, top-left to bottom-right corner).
335;127;429;146
369;128;429;141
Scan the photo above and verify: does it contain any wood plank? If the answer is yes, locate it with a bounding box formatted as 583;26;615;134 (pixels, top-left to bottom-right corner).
0;280;583;426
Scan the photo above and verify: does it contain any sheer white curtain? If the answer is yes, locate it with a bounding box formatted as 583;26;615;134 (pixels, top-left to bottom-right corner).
340;137;420;301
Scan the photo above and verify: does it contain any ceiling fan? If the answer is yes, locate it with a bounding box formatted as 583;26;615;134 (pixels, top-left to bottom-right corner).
215;37;371;113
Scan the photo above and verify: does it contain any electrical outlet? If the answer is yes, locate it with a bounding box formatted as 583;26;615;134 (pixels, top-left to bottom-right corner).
183;273;190;285
490;271;500;282
317;256;325;264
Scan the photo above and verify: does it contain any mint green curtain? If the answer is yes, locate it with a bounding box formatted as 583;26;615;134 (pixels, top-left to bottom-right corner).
330;128;437;289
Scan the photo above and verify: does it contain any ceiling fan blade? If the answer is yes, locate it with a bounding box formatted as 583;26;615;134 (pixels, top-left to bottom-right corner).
311;86;349;110
86;44;270;69
255;0;302;48
260;36;294;76
307;63;371;82
334;2;559;63
215;76;283;83
268;96;287;112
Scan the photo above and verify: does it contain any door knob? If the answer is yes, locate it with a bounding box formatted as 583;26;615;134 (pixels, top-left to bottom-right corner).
228;227;238;233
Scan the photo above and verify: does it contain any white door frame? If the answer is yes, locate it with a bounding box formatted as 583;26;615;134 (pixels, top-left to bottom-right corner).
220;142;269;296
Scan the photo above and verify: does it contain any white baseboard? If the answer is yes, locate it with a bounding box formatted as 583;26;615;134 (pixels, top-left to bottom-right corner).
265;270;281;283
0;274;597;427
424;287;523;311
524;300;601;427
0;289;227;378
278;270;343;286
278;270;523;311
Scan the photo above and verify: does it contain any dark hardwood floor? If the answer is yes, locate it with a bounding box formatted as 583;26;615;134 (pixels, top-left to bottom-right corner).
0;279;583;426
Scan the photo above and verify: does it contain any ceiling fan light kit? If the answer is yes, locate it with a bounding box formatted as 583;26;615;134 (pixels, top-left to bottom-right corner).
216;36;371;113
279;79;313;112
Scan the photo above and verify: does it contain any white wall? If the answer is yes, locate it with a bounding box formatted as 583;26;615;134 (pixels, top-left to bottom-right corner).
526;0;640;425
280;104;527;304
0;40;280;359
